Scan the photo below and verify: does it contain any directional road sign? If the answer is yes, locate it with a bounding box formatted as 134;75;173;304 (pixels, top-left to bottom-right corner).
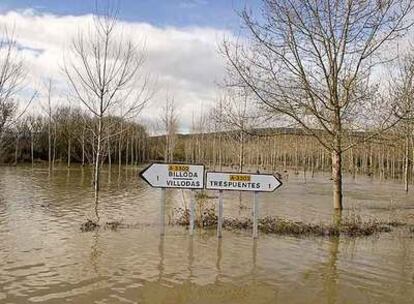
205;172;282;192
139;163;204;189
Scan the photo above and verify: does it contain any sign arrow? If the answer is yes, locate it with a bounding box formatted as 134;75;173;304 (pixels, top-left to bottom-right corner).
139;163;205;189
205;172;282;192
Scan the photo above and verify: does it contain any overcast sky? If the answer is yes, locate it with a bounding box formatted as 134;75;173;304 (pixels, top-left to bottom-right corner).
0;0;261;133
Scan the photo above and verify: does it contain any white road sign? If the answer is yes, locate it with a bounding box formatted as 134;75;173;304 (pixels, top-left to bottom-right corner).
139;163;204;189
206;172;282;192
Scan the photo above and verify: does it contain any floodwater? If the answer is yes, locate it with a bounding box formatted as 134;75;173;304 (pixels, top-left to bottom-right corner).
0;165;413;304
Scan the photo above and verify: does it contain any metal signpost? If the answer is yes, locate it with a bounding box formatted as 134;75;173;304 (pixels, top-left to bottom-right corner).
140;163;204;236
139;163;282;239
206;172;282;238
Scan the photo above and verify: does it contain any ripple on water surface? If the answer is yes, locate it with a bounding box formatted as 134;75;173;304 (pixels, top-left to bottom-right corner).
0;165;413;303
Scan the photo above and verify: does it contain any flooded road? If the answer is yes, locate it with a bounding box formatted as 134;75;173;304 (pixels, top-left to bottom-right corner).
0;165;413;303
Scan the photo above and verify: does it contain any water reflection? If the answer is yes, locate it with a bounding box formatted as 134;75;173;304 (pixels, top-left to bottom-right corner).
215;238;223;284
90;230;101;275
324;237;339;304
188;236;194;280
0;166;413;303
252;239;257;273
158;236;164;282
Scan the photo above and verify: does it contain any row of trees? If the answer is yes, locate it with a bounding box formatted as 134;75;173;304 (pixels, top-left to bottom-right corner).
0;105;147;168
149;117;413;185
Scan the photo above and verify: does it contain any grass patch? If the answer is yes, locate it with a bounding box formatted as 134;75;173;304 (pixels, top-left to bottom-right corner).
170;207;217;228
171;208;398;237
195;191;217;200
80;219;100;232
80;219;123;232
104;220;123;231
258;216;391;237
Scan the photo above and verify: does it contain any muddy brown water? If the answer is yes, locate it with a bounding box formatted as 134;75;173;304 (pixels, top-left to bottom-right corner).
0;165;413;304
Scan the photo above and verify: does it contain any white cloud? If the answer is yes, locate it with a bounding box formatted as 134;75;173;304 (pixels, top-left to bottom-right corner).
0;9;231;132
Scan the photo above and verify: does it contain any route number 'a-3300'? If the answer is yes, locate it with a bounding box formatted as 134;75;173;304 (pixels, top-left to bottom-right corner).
139;163;204;189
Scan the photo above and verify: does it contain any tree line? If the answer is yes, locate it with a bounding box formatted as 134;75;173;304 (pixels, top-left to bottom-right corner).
0;105;147;168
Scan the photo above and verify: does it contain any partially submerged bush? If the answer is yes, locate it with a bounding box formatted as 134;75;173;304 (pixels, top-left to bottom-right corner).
195;191;217;200
170;206;217;228
80;219;123;232
171;208;396;237
80;219;100;232
223;217;252;230
104;220;122;231
259;216;391;237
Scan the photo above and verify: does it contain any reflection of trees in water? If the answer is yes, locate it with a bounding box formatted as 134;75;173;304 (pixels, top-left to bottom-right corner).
107;168;111;185
188;236;194;280
392;234;414;296
323;237;340;304
158;236;164;282
215;238;223;284
66;168;71;183
90;230;101;274
252;239;257;274
332;210;343;227
80;167;85;187
238;192;243;214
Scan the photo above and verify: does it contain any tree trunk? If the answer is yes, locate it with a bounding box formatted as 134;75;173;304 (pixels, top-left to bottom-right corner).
67;139;71;168
52;125;56;169
47;118;52;171
31;131;34;166
239;130;244;172
48;120;52;171
125;138;129;167
118;134;122;172
332;149;343;210
131;136;134;165
14;135;19;165
81;130;85;166
108;137;112;169
94;117;102;222
404;135;409;192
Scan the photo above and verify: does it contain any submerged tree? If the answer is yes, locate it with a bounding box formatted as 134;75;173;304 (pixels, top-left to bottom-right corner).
222;0;414;210
64;5;152;221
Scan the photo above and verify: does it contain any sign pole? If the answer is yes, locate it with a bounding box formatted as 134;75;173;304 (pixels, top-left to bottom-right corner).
189;190;195;236
139;163;205;236
217;190;223;238
160;188;166;236
253;191;259;239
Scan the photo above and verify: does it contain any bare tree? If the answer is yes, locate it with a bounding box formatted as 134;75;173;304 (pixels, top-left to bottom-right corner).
0;26;34;158
161;96;179;162
391;49;414;192
27;114;42;166
211;90;259;173
222;0;414;210
40;78;55;171
64;6;152;221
